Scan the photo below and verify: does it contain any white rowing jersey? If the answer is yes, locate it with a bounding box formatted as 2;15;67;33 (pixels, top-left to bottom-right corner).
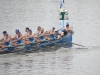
16;35;19;40
16;33;21;40
4;36;7;41
37;31;42;36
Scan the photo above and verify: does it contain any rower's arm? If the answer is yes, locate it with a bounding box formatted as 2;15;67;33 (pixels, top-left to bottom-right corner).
6;35;11;42
32;34;35;37
43;30;50;36
0;37;4;41
11;35;17;40
67;28;72;33
49;30;56;35
23;33;28;38
18;34;23;40
33;31;39;36
47;30;50;33
6;38;11;42
29;34;34;38
18;36;23;40
68;29;71;31
35;31;38;35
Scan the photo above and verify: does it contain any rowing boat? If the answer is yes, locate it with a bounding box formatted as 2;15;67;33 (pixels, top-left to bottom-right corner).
0;0;73;54
0;32;73;54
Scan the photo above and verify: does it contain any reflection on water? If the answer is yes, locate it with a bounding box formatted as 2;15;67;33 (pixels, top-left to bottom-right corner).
0;47;100;75
0;0;100;75
0;50;74;75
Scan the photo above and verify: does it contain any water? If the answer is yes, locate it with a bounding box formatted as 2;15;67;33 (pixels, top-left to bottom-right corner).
0;0;100;75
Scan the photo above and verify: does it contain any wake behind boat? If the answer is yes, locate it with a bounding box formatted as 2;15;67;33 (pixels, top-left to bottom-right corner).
0;0;74;54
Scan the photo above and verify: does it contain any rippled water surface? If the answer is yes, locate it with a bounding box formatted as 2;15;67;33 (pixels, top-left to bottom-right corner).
0;0;100;75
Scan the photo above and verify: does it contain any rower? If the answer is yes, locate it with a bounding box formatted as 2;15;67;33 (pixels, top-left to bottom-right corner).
0;31;11;48
38;28;45;41
57;24;72;39
48;27;56;39
34;26;51;42
24;27;30;38
24;29;35;44
64;24;72;33
33;26;43;42
34;27;45;42
34;26;42;37
12;29;23;46
44;27;56;39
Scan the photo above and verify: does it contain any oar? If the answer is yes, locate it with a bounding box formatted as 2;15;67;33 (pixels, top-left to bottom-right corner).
71;42;85;47
66;42;85;47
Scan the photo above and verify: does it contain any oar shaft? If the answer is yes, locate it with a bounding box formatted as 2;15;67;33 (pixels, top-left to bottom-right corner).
72;43;85;47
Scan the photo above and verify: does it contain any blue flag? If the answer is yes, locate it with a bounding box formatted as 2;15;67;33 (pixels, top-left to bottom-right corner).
60;0;64;8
